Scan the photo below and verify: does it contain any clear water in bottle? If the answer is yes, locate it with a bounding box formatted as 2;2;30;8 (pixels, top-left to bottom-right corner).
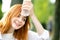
21;9;30;16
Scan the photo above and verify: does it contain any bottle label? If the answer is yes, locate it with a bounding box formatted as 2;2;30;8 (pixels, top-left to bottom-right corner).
21;9;30;16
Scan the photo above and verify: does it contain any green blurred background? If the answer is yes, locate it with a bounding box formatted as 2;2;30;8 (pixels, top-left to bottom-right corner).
0;0;3;19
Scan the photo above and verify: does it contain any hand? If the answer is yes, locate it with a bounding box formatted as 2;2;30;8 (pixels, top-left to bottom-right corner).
29;7;34;17
21;1;33;16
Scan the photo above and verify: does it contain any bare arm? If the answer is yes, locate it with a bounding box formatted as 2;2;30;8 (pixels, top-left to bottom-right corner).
23;0;45;35
30;8;45;35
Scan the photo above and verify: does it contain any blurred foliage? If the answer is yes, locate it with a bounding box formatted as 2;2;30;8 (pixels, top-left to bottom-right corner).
34;0;55;23
0;1;3;19
33;0;55;28
34;0;49;23
0;0;2;3
48;3;55;16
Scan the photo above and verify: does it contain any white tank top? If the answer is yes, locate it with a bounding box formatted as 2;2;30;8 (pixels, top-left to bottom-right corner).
0;30;49;40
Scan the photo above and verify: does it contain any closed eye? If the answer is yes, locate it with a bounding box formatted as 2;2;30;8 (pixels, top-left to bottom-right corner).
22;17;26;21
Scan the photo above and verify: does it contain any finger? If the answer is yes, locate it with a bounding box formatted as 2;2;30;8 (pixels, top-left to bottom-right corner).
22;4;33;11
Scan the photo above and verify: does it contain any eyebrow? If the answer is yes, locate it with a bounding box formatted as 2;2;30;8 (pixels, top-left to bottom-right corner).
23;16;27;19
22;16;27;19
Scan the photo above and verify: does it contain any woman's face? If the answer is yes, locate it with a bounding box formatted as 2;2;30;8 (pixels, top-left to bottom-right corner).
11;15;26;30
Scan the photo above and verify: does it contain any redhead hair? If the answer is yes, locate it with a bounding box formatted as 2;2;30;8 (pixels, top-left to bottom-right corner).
0;4;30;40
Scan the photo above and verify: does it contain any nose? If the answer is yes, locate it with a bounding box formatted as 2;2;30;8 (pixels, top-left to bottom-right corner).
18;18;23;24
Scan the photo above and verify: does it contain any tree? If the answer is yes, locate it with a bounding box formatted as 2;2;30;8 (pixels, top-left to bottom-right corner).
52;0;60;40
0;0;2;3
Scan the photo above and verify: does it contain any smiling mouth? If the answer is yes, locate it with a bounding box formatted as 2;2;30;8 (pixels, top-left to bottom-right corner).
15;23;21;27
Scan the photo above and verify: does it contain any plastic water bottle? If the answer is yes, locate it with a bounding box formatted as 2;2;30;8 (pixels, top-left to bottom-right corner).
21;9;30;16
21;0;32;16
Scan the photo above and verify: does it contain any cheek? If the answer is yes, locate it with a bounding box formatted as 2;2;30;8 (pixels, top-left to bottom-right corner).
21;21;25;26
11;21;25;30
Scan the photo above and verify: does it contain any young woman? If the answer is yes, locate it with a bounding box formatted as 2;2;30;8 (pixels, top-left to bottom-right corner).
0;1;49;40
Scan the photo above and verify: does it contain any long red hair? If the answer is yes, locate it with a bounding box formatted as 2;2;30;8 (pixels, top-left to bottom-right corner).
0;4;30;40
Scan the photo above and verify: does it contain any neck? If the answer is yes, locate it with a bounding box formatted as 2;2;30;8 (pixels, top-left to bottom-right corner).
7;27;15;33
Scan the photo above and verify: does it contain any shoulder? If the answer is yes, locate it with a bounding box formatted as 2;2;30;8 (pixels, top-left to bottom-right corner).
28;30;39;40
28;30;49;40
39;30;49;40
28;30;39;37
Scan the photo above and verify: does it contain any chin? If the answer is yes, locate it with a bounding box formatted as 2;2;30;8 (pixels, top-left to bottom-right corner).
14;26;22;30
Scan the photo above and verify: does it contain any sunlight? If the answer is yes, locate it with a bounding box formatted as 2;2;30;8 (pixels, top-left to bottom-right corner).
50;0;56;4
2;0;11;13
